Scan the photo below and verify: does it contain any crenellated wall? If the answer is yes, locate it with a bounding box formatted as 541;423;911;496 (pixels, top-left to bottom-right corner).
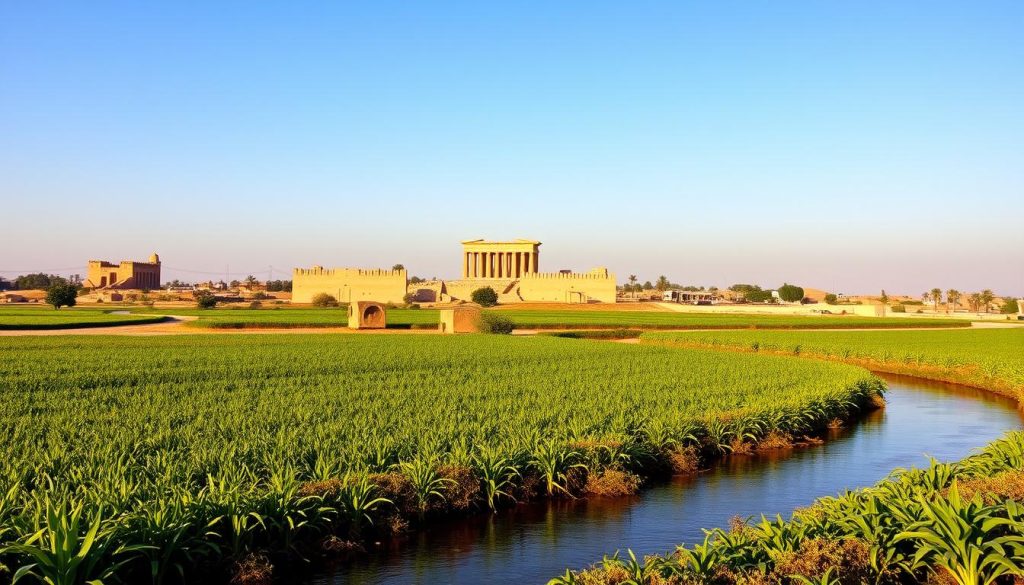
516;267;617;303
292;266;407;304
83;254;161;290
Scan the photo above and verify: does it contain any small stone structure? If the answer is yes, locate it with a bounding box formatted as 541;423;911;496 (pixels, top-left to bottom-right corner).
83;253;161;290
348;301;386;329
292;266;407;305
439;305;482;334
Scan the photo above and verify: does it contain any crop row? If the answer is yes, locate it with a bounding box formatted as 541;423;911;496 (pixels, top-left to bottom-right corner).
0;334;882;583
643;328;1024;396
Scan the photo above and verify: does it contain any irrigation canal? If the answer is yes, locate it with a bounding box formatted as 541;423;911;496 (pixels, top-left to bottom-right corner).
310;374;1023;584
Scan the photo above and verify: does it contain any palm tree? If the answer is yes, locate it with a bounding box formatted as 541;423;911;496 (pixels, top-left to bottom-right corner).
879;289;889;317
946;289;960;313
244;274;258;289
969;292;982;312
656;275;670;292
980;289;995;313
930;288;942;312
922;292;931;306
628;275;638;299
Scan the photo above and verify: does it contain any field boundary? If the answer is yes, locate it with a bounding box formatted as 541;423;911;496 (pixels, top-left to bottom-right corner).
0;315;172;331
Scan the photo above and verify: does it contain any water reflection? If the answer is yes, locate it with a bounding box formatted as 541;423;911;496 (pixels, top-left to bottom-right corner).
314;374;1022;584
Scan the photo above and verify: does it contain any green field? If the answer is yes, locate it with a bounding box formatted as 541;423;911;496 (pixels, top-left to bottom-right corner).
0;334;880;582
128;306;970;331
553;328;1024;585
137;307;441;328
644;328;1024;394
0;307;168;330
495;309;968;330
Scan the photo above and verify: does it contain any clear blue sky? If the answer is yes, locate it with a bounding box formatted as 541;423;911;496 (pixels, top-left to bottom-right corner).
2;1;1021;295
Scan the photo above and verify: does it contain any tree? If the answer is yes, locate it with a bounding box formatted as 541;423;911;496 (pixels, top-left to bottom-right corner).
968;292;982;312
392;264;405;271
310;293;339;308
777;283;805;303
194;290;217;309
655;276;670;292
980;289;995;313
1000;298;1020;314
244;275;258;289
642;281;653;291
45;283;77;309
879;290;889;317
628;275;637;299
946;289;961;313
824;293;838;305
929;288;942;312
471;287;499;307
15;273;67;290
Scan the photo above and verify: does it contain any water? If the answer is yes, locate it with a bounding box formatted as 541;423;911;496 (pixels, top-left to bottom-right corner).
312;374;1022;584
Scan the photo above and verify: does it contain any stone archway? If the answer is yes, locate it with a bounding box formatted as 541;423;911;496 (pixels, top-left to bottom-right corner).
362;304;384;328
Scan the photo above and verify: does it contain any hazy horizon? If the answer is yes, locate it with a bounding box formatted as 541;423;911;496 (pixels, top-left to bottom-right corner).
2;2;1021;296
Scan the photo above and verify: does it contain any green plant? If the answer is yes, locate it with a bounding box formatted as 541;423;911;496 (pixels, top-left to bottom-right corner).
479;312;514;334
44;284;77;310
471;287;499;307
4;498;148;585
310;293;339;308
194;291;217;309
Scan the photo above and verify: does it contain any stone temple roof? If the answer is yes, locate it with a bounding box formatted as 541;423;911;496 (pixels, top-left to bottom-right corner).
461;239;542;245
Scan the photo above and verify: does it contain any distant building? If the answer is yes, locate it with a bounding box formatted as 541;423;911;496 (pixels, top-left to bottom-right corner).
83;253;161;290
443;239;616;303
292;266;408;304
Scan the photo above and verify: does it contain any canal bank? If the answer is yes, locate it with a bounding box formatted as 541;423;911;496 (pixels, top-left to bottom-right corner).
311;374;1023;584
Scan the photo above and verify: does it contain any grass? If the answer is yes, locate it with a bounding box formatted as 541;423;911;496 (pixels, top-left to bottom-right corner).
643;328;1024;397
0;307;169;330
494;309;969;330
0;333;882;582
125;306;971;331
133;306;441;329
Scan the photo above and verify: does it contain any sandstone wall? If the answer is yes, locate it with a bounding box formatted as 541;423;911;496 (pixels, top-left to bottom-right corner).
518;268;617;303
292;267;407;304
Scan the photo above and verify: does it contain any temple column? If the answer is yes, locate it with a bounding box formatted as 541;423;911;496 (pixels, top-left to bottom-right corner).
476;253;482;278
463;253;469;278
497;252;503;278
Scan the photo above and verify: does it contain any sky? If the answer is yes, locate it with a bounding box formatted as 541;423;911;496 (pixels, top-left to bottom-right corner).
1;2;1021;295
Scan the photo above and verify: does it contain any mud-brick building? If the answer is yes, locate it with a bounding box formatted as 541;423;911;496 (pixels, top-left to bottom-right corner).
83;253;161;290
